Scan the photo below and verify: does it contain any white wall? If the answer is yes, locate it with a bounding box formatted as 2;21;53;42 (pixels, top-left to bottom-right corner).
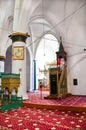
67;53;86;95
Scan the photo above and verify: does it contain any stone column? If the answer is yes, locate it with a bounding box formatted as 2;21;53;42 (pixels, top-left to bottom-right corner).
9;32;30;99
33;60;36;90
0;56;5;110
0;56;5;91
0;56;5;73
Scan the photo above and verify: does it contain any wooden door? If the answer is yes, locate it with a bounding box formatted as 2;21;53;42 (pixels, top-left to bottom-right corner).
50;74;57;94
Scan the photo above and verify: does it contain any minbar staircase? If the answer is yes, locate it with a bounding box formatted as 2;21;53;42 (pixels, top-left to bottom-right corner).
58;66;67;97
44;66;67;99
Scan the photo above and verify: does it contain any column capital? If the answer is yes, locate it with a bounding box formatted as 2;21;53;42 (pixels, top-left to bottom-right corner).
0;56;6;61
9;32;30;43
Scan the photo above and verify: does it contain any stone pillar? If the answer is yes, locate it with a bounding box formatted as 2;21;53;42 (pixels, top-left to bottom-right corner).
33;60;36;90
9;32;30;99
0;56;5;91
0;56;5;109
0;56;5;73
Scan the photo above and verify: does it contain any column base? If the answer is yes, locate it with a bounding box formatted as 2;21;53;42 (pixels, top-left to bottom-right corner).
17;92;28;100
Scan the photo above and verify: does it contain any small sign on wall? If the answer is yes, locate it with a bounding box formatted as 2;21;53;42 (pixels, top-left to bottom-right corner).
73;78;78;85
12;46;24;60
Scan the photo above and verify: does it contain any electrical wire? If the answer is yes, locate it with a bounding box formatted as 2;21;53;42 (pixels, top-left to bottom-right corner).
68;51;86;57
47;1;86;34
27;1;86;48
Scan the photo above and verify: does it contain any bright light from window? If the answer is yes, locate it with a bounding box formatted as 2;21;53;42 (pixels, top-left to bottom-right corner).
36;34;59;70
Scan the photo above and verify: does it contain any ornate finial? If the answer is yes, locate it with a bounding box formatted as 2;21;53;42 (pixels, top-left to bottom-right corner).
59;36;64;51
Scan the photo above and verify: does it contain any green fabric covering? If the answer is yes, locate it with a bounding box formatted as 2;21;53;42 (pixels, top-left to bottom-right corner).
2;102;22;111
1;95;22;111
1;73;20;78
0;72;4;78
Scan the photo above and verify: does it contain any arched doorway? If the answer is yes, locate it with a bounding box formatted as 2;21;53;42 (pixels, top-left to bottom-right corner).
5;45;12;73
36;34;59;90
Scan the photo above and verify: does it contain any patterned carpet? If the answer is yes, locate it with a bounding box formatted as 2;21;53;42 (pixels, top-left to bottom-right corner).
0;106;86;130
0;91;86;130
23;91;86;107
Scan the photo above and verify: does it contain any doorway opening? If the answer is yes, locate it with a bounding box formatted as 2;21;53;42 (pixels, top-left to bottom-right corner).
36;34;59;91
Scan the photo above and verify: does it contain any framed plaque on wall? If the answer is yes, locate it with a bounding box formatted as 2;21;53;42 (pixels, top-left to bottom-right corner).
12;46;24;60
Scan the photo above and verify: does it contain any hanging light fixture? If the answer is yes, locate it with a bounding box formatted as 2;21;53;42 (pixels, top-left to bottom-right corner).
43;36;47;75
42;0;47;75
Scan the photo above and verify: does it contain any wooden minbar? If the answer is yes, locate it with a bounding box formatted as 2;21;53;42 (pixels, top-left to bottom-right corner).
47;66;67;99
45;37;67;99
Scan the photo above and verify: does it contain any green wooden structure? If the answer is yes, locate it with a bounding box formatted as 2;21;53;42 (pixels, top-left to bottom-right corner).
0;72;22;111
1;95;22;111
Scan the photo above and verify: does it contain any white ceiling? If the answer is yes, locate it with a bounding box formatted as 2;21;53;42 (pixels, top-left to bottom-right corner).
0;0;86;58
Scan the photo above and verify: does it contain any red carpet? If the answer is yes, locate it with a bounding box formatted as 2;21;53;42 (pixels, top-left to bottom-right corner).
23;91;86;107
0;106;86;130
0;91;86;130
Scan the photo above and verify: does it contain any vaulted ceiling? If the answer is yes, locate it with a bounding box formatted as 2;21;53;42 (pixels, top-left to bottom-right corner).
0;0;86;58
